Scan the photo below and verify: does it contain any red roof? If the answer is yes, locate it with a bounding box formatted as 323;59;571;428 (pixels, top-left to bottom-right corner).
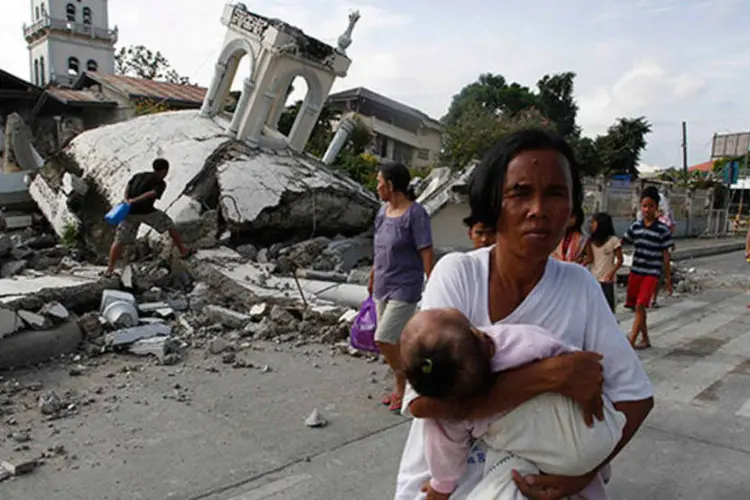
688;160;714;173
83;73;206;104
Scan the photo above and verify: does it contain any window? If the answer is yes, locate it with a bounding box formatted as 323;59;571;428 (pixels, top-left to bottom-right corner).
68;57;80;76
34;59;40;85
66;3;76;22
82;7;91;25
40;57;45;86
86;59;98;72
416;149;430;161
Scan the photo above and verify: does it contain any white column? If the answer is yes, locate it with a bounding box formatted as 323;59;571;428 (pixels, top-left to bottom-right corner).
226;78;255;136
200;61;227;117
322;118;355;165
288;104;321;152
244;91;277;144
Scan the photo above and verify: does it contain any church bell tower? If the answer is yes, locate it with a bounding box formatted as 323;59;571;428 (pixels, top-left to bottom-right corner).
23;0;118;87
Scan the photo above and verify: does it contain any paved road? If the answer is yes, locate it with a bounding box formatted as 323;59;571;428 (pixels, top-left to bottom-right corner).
679;250;749;276
3;289;750;499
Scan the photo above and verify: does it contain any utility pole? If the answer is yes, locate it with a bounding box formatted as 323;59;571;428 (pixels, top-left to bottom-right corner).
681;121;688;175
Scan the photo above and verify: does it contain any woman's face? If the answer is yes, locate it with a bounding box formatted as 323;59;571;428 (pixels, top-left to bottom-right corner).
590;219;598;234
495;149;573;260
376;172;391;202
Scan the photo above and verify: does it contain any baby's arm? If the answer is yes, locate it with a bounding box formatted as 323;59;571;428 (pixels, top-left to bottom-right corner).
424;418;473;496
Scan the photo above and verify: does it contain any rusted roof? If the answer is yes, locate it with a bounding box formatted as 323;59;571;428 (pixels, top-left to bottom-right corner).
46;87;115;105
688;160;714;173
84;73;206;104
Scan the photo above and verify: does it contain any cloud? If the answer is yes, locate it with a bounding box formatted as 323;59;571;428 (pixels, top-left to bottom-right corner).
578;60;706;135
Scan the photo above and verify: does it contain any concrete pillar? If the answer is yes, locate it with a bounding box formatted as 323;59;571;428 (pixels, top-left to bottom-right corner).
288;103;320;152
267;88;288;130
200;61;227;117
226;78;255;136
386;139;395;161
245;91;277;145
322;118;355;165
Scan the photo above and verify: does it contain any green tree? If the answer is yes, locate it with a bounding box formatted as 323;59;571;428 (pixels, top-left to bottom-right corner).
595;117;652;178
569;135;602;178
115;45;193;85
536;72;580;138
442;73;538;126
441;102;550;169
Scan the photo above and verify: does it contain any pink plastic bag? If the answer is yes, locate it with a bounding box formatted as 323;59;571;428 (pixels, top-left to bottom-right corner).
349;297;379;354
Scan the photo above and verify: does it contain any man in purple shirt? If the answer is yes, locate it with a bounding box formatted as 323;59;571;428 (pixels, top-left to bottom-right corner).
368;162;434;413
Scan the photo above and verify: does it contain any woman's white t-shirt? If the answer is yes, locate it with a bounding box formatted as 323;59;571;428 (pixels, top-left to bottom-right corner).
394;247;653;500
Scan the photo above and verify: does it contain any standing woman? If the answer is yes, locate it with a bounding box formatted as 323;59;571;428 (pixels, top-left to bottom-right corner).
368;162;434;413
585;212;624;313
551;206;588;263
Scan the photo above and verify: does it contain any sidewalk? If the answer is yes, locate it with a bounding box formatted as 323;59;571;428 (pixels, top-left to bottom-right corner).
621;235;746;262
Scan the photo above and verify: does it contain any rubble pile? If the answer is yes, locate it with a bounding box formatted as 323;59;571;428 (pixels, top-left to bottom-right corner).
671;264;750;294
0;226;83;280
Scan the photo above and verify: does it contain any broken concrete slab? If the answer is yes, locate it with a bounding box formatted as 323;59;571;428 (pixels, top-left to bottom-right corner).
17;310;49;330
0;268;119;313
1;457;38;476
106;323;172;346
204;305;250;329
0;306;22;338
39;301;70;322
129;336;180;364
0;320;83;369
41;110;378;248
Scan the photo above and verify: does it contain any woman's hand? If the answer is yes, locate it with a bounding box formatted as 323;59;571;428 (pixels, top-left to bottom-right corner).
512;470;596;500
552;352;604;426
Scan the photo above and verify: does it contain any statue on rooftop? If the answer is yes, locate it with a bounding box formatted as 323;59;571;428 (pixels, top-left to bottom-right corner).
336;10;361;55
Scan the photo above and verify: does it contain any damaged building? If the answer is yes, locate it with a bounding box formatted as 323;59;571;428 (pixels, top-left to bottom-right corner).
28;3;377;257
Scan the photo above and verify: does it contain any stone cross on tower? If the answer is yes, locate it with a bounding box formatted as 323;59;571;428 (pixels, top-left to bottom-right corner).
200;3;356;152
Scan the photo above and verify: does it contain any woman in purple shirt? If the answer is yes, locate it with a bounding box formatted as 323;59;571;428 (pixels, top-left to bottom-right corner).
368;163;435;413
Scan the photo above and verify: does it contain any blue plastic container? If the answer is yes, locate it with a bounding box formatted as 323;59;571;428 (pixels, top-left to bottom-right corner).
105;202;130;226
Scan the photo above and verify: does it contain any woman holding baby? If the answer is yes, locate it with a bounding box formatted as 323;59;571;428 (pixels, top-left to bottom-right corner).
394;129;653;500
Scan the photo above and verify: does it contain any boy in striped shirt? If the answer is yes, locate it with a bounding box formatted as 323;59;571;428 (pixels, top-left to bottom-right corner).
623;187;674;349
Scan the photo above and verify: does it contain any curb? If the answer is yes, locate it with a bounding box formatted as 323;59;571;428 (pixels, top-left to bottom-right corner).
671;242;746;262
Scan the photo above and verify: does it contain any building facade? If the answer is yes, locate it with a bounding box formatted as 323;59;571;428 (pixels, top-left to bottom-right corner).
328;87;442;168
23;0;118;87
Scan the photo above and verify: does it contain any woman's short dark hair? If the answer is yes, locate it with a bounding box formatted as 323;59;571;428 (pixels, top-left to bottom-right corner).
153;158;170;172
380;162;416;201
467;129;582;230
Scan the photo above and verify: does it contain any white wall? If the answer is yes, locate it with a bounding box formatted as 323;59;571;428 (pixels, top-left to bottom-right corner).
430;202;473;251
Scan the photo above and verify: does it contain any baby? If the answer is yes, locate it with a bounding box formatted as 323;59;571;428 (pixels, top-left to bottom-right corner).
400;308;626;500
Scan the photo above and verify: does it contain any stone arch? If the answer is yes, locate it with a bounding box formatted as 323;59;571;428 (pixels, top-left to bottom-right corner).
266;68;325;150
202;37;258;118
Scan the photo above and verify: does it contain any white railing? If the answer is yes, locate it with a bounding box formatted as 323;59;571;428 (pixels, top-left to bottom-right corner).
23;16;118;42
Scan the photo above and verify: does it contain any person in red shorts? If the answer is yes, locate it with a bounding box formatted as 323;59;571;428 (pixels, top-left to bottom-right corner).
622;186;673;349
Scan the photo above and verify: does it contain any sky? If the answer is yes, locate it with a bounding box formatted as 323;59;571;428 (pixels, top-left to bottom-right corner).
2;0;750;171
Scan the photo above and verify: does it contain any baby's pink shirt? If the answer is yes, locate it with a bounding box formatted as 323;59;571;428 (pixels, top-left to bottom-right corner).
425;323;573;494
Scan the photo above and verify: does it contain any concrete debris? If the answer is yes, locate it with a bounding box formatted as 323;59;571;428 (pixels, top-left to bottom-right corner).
208;337;231;355
17;310;49;330
129;336;181;364
39;301;70;322
1;457;39;476
1;259;26;278
205;305;251;329
39;391;64;415
106;324;172;347
305;408;328;428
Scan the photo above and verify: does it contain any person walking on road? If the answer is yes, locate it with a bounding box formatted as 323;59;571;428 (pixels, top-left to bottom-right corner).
368;162;434;413
105;158;192;277
623;187;673;349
